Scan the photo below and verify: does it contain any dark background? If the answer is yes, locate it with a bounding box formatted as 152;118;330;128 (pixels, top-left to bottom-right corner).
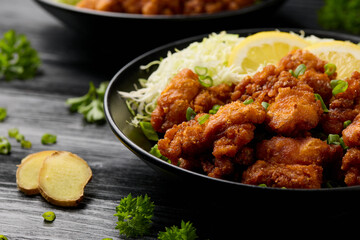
0;0;356;239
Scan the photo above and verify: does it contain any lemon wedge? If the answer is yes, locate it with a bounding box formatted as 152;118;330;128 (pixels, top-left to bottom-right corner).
304;40;360;79
228;31;309;74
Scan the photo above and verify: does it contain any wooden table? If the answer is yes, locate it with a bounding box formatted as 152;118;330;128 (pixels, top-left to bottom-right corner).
0;0;358;239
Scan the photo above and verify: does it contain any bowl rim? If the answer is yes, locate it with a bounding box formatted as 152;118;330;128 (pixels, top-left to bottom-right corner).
104;28;360;193
34;0;286;21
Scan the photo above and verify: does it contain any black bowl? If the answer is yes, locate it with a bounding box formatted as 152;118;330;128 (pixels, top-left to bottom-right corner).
34;0;286;60
104;28;360;194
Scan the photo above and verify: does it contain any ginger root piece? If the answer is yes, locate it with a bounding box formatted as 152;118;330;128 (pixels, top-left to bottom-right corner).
38;151;92;207
16;150;57;195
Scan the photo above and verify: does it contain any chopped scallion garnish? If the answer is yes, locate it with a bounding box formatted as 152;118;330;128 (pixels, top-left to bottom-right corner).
198;75;213;88
290;64;306;78
243;99;254;105
186;107;196;121
197;114;210;125
314;94;329;113
330;79;348;95
41;133;57;145
209;105;221;114
194;66;208;76
0;137;11;155
21;139;32;149
42;211;56;222
261;101;270;110
324;63;336;76
149;144;168;161
0;107;7;122
344;120;352;128
139;122;158;141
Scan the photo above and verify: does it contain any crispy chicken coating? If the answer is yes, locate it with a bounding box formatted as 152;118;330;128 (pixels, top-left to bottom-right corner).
158;102;266;178
266;87;323;136
256;136;332;166
76;0;255;15
342;112;360;148
151;68;233;133
242;161;323;189
341;148;360;186
321;71;360;134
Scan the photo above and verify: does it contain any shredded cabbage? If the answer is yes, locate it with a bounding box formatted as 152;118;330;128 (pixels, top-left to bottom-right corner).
118;31;332;127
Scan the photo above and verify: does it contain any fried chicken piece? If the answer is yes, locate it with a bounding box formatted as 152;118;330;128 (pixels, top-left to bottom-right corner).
151;68;234;133
342;112;360;148
158;102;266;178
266;87;323;136
321;71;360;134
256;136;333;166
231;49;333;105
193;83;234;113
341;148;360;186
242;160;323;189
151;68;202;133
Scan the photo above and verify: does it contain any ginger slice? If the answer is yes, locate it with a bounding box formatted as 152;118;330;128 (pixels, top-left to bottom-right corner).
38;151;92;207
16;150;57;195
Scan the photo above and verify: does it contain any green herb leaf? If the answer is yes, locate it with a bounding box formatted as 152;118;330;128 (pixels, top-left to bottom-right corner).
186;107;196;121
41;133;57;145
66;81;109;123
149;144;168;161
0;30;40;81
0;107;6;121
330;79;348;95
139;121;158;141
0;136;11;155
42;211;56;222
158;220;198;240
114;194;154;238
314;93;329;113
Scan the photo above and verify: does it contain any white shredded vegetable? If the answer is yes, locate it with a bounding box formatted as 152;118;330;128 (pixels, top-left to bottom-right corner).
118;31;333;127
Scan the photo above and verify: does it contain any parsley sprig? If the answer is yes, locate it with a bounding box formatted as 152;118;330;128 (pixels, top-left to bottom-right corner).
114;193;155;238
158;220;198;240
0;30;40;81
66;81;109;123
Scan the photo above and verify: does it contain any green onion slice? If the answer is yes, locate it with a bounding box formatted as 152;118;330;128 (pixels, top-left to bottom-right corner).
197;114;210;125
324;63;336;76
42;211;56;222
243;99;254;105
198;75;213;88
186;107;196;121
327;134;340;145
290;64;306;78
194;66;208;76
8;128;19;138
314;94;329;113
0;107;6;122
344;120;352;129
139;121;158;141
21;139;32;149
209;105;221;114
261;102;270;110
41;133;57;145
0;137;11;155
330;79;348;95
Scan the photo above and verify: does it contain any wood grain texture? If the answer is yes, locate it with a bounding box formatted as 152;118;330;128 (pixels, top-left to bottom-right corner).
1;0;357;239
